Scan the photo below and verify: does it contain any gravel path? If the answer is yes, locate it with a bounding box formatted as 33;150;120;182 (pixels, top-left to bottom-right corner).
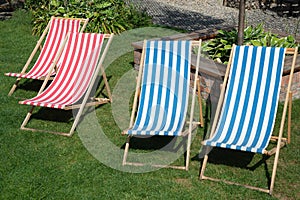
129;0;300;37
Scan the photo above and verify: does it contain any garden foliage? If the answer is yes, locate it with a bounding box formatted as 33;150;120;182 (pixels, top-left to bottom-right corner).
24;0;152;36
202;24;300;64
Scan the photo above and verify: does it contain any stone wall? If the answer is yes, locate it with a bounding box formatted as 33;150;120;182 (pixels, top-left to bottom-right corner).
281;71;300;101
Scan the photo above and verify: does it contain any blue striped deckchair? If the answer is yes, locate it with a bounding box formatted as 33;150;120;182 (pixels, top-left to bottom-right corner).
199;45;298;194
122;40;202;170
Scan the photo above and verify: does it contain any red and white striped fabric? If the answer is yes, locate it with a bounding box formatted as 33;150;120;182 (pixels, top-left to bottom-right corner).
5;18;82;79
19;32;105;109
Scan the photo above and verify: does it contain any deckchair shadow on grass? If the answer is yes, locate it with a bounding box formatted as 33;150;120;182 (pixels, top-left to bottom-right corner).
19;32;113;137
29;108;74;122
203;147;255;168
121;135;192;156
12;80;47;97
13;78;56;100
5;16;89;96
122;40;204;171
199;45;298;194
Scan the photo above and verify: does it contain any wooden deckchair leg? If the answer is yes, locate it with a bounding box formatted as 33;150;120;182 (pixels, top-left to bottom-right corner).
20;106;35;130
100;67;112;102
122;136;131;165
8;78;21;96
67;125;76;137
288;91;292;144
269;143;282;194
197;78;204;127
184;40;202;170
67;109;83;137
199;154;209;179
66;102;97;137
269;55;297;194
185;133;192;171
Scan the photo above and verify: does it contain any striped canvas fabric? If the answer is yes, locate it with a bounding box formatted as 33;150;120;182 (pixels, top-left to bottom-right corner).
5;18;82;79
19;32;105;109
127;40;191;136
203;45;285;154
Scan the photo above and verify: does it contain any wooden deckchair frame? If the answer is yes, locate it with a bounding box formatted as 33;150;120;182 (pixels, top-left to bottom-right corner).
19;33;114;137
8;16;89;96
199;45;298;194
122;40;203;171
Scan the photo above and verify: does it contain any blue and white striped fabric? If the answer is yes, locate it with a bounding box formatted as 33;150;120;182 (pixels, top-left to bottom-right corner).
127;40;192;136
203;45;285;154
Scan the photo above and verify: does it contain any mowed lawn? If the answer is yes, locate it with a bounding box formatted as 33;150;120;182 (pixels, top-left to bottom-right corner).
0;10;300;200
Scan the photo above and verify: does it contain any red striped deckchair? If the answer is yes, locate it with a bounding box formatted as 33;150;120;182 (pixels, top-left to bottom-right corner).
5;16;89;96
19;32;113;137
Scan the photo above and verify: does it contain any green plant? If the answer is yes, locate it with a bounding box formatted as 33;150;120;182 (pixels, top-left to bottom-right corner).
202;24;300;64
201;29;237;64
24;0;152;36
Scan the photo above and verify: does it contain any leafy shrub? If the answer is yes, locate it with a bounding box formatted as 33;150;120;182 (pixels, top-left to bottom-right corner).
24;0;152;36
202;24;300;64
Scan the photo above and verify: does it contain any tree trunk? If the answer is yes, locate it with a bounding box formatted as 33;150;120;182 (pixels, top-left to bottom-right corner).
238;0;245;45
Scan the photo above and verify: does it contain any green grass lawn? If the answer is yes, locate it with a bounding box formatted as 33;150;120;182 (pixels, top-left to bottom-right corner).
1;10;300;200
